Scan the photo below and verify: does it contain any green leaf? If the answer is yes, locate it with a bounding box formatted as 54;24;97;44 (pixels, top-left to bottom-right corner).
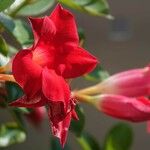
0;14;33;47
0;95;7;108
84;65;109;82
5;82;26;128
0;0;15;12
70;105;85;136
13;20;33;47
59;0;112;18
17;0;55;16
0;13;15;33
69;0;97;6
50;137;61;150
104;123;133;150
50;137;70;150
8;45;18;56
77;132;101;150
11;109;26;129
0;36;8;56
5;81;24;103
0;122;26;147
13;107;31;114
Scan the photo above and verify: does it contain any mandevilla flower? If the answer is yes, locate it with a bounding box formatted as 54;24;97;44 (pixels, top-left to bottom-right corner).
93;94;150;122
10;4;98;147
78;66;150;97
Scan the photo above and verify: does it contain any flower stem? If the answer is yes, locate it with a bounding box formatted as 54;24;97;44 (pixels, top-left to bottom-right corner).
73;91;96;106
75;84;102;96
0;62;11;73
76;136;91;150
8;107;25;131
0;74;16;82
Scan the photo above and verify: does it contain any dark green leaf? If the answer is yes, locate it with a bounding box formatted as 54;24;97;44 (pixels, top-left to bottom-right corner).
104;123;133;150
50;137;61;150
0;14;33;47
0;122;26;147
84;65;109;82
70;105;85;136
17;0;55;16
50;137;70;150
59;0;112;18
0;36;8;56
0;13;15;33
11;109;26;129
78;28;85;46
77;132;101;150
0;95;7;108
0;0;15;12
5;82;26;128
5;81;24;103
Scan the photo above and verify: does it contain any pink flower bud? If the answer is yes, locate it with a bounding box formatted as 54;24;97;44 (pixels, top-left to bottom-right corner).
98;66;150;97
95;94;150;122
26;107;46;126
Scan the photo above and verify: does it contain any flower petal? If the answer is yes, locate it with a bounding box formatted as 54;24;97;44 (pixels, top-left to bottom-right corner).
29;16;56;45
98;94;150;122
56;45;98;78
10;93;47;108
98;66;150;97
50;4;79;45
71;109;79;120
32;40;55;67
48;97;77;124
48;102;66;124
42;67;70;110
28;17;44;45
41;16;56;41
51;111;72;148
12;49;42;97
48;97;77;147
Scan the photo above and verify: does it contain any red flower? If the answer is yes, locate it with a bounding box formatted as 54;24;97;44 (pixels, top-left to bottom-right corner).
94;94;150;122
10;4;98;147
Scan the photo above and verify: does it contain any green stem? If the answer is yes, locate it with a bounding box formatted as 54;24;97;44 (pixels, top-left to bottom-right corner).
76;136;91;150
73;91;97;106
8;107;25;131
76;85;99;96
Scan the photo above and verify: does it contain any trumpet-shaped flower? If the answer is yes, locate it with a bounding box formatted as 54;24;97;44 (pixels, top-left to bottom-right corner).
94;94;150;122
99;67;150;97
10;4;98;147
78;66;150;97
